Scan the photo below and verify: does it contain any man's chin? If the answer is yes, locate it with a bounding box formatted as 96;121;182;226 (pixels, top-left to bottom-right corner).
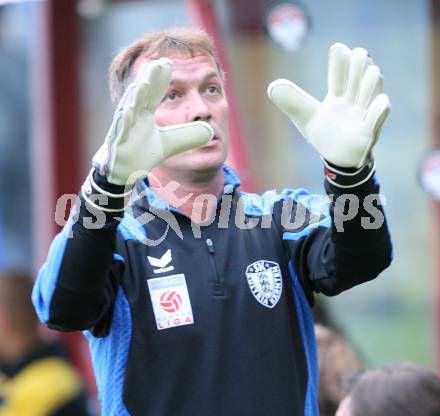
151;148;227;180
189;157;225;173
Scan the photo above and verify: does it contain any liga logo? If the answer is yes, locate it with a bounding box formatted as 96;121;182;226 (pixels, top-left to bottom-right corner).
160;290;182;313
245;260;283;308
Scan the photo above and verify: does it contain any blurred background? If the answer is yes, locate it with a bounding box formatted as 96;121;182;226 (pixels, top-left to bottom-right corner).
0;0;437;401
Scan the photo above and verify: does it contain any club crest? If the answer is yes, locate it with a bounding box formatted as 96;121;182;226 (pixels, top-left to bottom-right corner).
245;260;283;308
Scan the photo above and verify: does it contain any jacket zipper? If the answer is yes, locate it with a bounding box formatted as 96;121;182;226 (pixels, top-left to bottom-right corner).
205;238;224;296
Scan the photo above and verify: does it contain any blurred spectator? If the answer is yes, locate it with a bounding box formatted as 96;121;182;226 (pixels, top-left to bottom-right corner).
0;271;92;416
336;363;440;416
315;324;364;416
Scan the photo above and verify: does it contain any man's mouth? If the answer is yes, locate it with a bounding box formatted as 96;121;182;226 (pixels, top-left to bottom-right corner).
199;135;220;149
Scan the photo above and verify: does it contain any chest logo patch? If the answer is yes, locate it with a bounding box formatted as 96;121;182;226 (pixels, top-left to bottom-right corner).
160;291;182;313
245;260;283;308
147;274;194;330
148;249;174;274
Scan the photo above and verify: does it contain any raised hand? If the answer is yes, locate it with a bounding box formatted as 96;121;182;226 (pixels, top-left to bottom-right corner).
267;43;390;169
92;58;214;186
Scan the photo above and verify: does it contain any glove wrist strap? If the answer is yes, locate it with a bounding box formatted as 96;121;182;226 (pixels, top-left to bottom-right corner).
81;169;132;213
323;158;375;188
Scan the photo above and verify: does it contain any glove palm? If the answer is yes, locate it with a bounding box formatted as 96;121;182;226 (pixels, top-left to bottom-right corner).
267;43;390;168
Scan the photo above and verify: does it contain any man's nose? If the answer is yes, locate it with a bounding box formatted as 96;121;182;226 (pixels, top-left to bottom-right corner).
187;92;212;122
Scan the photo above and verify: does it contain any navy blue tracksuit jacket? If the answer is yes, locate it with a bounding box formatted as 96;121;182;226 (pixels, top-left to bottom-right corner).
33;165;392;415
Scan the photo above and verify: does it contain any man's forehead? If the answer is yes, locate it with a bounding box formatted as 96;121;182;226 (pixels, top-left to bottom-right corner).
133;51;220;78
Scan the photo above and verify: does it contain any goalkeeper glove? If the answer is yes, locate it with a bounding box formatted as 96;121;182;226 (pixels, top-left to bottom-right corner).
81;58;213;212
268;43;390;187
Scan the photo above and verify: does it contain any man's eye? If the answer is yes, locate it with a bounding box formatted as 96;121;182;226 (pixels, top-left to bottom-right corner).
164;91;178;101
207;85;221;94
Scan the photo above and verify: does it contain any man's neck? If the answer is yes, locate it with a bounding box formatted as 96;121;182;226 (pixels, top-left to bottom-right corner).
149;167;225;221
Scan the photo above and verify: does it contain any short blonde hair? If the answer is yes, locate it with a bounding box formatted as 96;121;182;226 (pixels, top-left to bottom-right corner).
108;26;224;105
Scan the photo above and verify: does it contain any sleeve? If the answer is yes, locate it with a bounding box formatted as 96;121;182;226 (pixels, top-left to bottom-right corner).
32;172;126;334
277;174;392;303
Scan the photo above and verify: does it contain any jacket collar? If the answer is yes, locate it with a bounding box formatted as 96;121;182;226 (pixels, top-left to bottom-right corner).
131;165;241;212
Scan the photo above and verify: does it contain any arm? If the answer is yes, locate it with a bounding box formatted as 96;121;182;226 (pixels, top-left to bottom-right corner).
286;175;391;299
277;172;391;301
32;176;125;332
318;167;392;295
268;43;392;299
32;59;213;332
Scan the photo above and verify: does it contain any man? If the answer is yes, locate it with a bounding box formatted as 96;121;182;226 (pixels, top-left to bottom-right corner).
0;271;92;415
33;27;392;416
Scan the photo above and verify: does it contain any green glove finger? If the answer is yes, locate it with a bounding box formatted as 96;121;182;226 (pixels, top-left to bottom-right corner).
134;58;173;113
159;121;214;159
357;65;383;111
365;93;391;145
327;42;352;96
345;47;369;104
267;78;319;133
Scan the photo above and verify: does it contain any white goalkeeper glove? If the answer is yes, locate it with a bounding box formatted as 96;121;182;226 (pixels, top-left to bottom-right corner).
92;57;213;186
267;43;390;172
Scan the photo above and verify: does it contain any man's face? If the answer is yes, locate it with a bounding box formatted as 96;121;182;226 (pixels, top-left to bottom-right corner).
133;51;229;181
